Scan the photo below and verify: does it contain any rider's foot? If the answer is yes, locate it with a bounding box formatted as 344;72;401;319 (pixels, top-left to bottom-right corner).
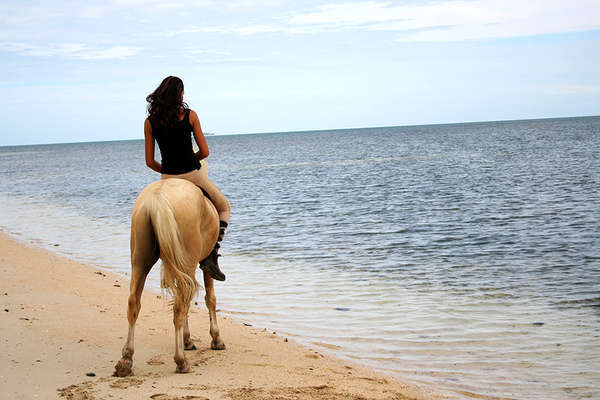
200;249;226;281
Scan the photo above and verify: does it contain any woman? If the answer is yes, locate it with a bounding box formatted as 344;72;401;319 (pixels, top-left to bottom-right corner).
144;76;230;281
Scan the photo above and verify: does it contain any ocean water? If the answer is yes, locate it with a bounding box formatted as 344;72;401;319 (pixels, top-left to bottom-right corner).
1;116;599;399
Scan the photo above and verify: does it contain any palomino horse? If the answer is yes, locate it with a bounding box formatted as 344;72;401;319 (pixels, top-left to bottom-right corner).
114;167;225;376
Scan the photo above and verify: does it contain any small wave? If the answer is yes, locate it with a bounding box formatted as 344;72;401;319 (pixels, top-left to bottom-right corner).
552;297;600;310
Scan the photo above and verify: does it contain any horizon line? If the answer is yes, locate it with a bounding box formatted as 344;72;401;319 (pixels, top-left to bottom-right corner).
2;114;599;148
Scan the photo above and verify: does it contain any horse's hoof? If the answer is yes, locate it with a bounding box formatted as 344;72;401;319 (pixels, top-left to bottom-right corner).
211;340;226;350
175;360;191;374
114;358;133;377
184;342;197;351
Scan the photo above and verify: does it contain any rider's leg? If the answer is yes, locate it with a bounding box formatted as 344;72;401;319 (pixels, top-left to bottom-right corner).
199;220;228;281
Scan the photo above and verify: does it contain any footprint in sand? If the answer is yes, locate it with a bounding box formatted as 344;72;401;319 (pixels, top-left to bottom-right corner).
109;377;144;389
150;395;208;400
147;356;166;365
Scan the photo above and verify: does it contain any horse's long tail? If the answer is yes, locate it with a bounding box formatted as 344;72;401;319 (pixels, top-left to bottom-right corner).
146;190;198;307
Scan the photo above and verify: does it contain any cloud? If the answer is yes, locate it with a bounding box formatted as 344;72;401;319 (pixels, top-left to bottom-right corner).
549;84;600;95
167;24;282;37
4;0;599;44
184;48;260;63
108;0;284;11
0;42;141;60
176;0;600;41
0;42;87;57
75;45;142;60
187;49;232;56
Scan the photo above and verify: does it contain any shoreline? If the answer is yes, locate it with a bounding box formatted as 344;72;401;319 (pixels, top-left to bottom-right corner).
0;232;443;400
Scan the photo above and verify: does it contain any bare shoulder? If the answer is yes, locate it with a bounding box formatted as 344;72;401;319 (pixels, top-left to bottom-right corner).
144;117;152;131
189;109;199;122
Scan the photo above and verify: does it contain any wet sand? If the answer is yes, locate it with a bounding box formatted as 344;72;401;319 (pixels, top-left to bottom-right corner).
0;232;442;400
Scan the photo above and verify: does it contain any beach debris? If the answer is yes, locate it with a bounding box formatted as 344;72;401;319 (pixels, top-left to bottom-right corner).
284;338;288;342
85;372;96;377
113;284;121;287
243;323;252;326
53;243;60;246
4;309;8;312
532;322;545;326
334;307;350;311
78;339;84;343
94;271;106;277
19;317;29;321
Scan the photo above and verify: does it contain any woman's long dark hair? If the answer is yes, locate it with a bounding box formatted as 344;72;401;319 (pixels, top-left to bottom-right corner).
146;76;189;128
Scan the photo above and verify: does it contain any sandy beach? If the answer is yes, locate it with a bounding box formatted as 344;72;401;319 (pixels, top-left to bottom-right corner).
0;232;442;400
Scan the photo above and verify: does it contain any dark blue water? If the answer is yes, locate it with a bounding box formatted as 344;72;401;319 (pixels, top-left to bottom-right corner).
213;118;600;301
1;116;599;399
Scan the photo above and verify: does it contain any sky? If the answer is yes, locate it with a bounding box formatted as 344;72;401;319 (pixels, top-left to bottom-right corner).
1;0;599;145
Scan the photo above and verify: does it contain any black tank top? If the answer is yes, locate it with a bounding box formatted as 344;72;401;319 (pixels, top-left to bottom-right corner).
151;109;201;175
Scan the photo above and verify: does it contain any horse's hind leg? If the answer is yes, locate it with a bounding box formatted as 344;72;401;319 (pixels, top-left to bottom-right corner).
114;223;158;377
203;271;225;350
173;294;192;373
183;316;197;350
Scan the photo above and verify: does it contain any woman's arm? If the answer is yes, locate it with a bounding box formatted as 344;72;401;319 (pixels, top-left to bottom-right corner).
190;110;210;160
144;118;162;173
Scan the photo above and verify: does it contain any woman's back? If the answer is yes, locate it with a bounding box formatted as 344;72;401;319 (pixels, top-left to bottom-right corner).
151;109;200;175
